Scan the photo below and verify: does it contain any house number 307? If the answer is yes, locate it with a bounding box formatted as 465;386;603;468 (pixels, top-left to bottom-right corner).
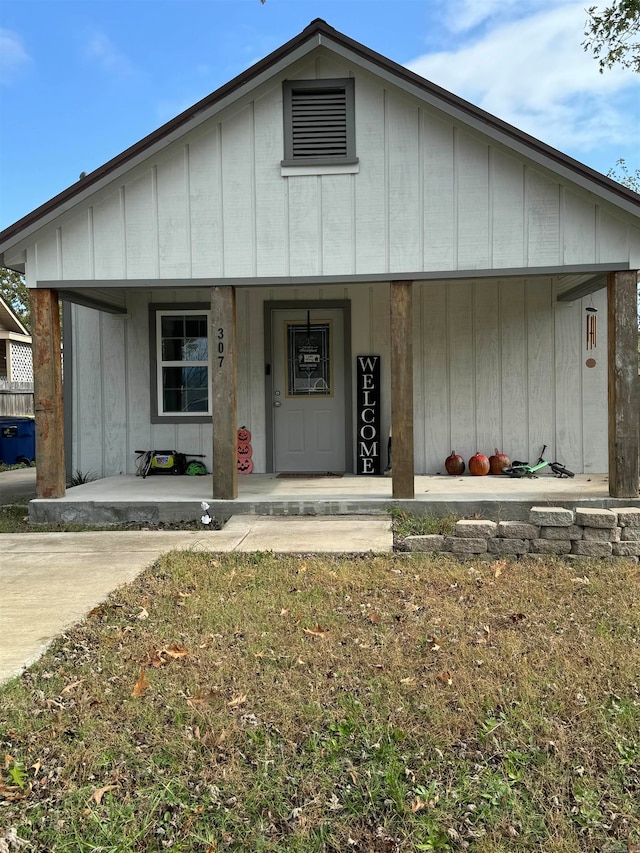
217;327;225;367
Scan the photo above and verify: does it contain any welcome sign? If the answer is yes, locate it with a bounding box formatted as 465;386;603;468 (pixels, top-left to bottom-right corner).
357;356;381;474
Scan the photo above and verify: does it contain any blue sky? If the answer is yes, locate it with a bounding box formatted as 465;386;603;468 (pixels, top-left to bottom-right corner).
1;0;638;230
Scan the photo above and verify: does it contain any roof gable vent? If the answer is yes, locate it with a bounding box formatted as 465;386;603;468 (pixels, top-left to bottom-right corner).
282;78;357;166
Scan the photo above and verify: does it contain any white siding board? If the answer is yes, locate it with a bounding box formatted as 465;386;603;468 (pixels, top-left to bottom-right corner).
75;307;103;474
387;96;420;271
254;87;287;276
526;279;554;461
447;282;476;456
630;226;640;268
93;191;125;279
553;301;582;471
322;175;354;275
598;208;629;263
474;282;501;453
354;76;386;273
189;127;223;277
288;176;320;276
422;115;455;271
500;280;528;461
457;132;490;269
100;313;127;475
61;213;92;280
315;54;352;79
124;172;157;278
126;292;152;463
563;190;596;265
222;106;255;277
34;233;60;280
418;282;449;472
491;150;525;268
157;149;190;278
527;171;560;266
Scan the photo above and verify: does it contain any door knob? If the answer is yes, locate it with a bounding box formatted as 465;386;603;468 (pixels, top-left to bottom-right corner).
274;401;281;407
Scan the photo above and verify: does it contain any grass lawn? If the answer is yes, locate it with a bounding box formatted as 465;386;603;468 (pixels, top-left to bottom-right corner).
1;550;639;852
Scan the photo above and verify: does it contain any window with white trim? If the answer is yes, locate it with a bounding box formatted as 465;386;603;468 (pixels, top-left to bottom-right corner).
282;78;357;166
156;310;210;416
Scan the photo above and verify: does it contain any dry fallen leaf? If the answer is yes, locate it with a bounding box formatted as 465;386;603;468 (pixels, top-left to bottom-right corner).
368;611;381;624
428;636;442;651
437;671;453;686
91;784;118;805
227;693;247;708
411;796;427;813
142;649;165;668
494;560;507;578
163;644;189;659
61;679;85;694
87;605;105;618
304;624;329;637
136;607;149;621
0;783;29;801
131;669;150;697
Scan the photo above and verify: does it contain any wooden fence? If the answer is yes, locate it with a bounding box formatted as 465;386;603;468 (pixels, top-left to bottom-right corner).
0;380;34;416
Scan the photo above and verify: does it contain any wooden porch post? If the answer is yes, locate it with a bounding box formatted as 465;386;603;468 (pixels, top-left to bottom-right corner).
390;280;415;499
211;286;238;500
607;270;639;498
31;288;65;498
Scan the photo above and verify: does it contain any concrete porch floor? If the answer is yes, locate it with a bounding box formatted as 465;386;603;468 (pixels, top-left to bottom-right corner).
28;471;640;525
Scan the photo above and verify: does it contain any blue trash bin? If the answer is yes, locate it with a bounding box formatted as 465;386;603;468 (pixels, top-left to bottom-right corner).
0;416;36;465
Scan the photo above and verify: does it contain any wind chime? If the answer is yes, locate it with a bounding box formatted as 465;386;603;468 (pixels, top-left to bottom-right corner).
585;295;598;351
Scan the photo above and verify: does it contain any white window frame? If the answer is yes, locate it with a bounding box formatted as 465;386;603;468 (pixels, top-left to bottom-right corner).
155;309;212;418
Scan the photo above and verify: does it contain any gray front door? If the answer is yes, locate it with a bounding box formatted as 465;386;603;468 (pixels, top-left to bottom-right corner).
271;308;346;472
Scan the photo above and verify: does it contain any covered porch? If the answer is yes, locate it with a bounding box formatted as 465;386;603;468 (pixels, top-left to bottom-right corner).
27;469;639;526
30;270;640;510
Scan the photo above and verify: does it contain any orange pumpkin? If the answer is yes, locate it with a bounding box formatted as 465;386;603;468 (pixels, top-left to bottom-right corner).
469;452;490;476
237;456;254;474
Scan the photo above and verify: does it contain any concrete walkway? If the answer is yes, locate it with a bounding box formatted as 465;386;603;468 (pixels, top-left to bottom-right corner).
0;515;392;684
0;465;36;504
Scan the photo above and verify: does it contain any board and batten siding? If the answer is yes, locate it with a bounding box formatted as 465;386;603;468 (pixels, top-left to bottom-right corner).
68;280;607;477
25;56;639;287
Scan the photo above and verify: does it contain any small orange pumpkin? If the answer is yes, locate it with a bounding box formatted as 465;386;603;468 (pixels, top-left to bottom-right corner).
469;452;490;476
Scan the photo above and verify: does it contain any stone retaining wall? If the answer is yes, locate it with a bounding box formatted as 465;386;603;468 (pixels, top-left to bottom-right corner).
404;506;640;559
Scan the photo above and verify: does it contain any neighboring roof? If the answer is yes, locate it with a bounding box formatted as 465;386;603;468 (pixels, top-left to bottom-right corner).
0;294;30;337
1;17;639;260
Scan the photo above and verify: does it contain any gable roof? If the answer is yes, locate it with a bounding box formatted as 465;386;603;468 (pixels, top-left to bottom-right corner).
1;17;639;265
0;294;30;337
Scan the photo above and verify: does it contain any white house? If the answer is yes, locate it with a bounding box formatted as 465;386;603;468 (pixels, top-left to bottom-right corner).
0;19;638;501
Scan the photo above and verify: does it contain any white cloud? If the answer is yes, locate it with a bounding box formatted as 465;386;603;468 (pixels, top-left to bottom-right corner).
408;2;638;155
0;29;30;84
84;32;135;77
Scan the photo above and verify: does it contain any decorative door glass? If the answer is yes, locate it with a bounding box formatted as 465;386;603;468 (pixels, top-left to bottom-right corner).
286;319;332;396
